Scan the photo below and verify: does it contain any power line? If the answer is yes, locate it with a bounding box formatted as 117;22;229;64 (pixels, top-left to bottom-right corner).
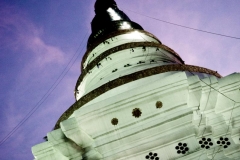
125;41;238;160
135;10;240;157
126;9;240;40
128;9;240;103
0;33;88;146
152;41;239;159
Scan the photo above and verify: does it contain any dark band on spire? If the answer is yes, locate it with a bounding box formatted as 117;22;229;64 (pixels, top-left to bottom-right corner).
94;0;117;14
88;0;143;47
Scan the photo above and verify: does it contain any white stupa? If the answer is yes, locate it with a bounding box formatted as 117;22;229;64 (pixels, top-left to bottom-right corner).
32;0;240;159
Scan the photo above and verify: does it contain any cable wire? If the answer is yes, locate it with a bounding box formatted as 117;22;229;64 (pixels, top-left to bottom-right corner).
0;33;88;146
125;9;240;40
149;44;239;159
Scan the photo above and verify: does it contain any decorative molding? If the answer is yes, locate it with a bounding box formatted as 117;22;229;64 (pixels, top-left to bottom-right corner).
111;118;118;125
132;108;142;118
199;137;213;149
83;29;162;67
156;101;163;109
76;41;184;91
82;41;182;71
145;152;159;160
217;137;231;148
60;117;94;148
55;64;222;129
175;142;189;154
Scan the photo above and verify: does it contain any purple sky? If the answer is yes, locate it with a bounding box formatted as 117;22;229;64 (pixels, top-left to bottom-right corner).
0;0;239;159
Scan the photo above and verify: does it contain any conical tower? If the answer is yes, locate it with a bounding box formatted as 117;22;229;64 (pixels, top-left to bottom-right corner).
32;1;240;160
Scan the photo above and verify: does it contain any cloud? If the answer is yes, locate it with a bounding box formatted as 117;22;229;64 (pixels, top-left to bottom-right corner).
25;37;64;65
0;3;65;68
0;2;68;138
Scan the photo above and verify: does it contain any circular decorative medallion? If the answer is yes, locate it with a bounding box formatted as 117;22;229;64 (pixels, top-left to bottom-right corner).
132;108;142;118
156;101;163;109
111;118;118;125
145;152;159;160
199;137;213;149
175;142;189;154
217;137;231;148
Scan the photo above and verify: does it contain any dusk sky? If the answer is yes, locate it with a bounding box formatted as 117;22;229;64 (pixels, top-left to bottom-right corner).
0;0;239;159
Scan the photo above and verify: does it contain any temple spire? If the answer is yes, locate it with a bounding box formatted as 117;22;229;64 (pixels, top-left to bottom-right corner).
87;0;143;48
94;0;117;14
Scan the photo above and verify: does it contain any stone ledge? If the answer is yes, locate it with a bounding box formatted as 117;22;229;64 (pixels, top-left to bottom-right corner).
55;64;221;129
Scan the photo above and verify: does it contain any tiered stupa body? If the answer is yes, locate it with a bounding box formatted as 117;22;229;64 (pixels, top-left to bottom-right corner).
32;0;240;159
